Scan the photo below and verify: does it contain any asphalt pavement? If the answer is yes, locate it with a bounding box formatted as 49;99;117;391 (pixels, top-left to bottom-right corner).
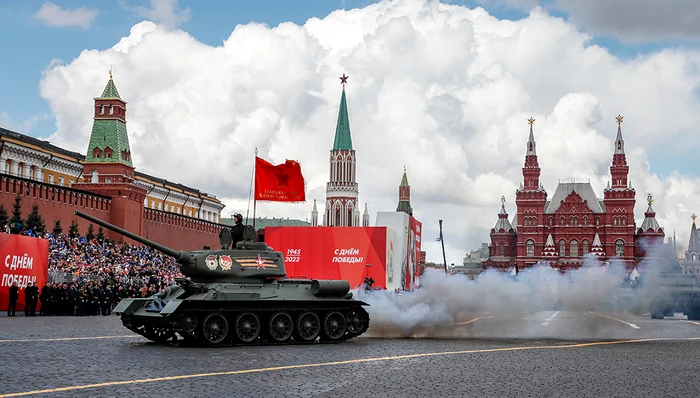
1;311;699;397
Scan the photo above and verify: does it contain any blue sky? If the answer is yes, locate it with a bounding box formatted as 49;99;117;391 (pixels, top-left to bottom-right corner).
1;0;699;177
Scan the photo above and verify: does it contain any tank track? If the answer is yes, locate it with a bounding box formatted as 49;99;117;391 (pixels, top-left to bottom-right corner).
120;303;370;348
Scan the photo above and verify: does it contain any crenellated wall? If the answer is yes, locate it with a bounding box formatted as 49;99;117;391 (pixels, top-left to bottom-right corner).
0;174;112;235
0;174;224;251
143;208;224;251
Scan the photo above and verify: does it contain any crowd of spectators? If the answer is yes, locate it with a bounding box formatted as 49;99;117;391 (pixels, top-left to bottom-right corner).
15;229;183;316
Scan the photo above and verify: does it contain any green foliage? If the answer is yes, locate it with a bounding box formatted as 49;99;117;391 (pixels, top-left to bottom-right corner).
25;205;46;235
9;194;23;233
53;219;63;235
68;220;80;239
96;225;105;241
0;204;8;230
86;223;95;241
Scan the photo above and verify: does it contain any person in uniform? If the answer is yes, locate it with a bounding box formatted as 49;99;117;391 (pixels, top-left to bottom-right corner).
40;282;50;316
7;282;18;316
230;213;245;245
24;285;32;316
28;282;39;316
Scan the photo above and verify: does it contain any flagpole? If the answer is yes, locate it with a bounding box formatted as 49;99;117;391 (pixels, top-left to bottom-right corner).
252;147;258;229
439;219;448;274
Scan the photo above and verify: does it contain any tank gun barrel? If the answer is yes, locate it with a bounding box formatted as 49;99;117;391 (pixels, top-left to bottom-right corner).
73;211;192;265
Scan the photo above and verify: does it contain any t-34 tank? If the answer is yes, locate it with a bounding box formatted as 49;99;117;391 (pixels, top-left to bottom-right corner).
74;210;370;346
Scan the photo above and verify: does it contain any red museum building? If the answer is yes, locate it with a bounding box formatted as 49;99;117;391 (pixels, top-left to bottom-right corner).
484;116;665;272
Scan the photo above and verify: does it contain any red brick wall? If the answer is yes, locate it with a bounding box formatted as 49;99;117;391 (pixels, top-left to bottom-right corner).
0;174;224;251
143;208;223;251
0;175;112;235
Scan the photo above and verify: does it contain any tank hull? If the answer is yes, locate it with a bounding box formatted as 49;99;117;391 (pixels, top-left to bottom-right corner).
114;278;370;346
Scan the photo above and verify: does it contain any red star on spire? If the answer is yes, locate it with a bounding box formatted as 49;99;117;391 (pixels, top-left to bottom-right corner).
339;73;349;88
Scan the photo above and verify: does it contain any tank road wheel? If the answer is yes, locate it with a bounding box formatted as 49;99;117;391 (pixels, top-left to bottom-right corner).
234;312;261;343
202;313;229;345
143;325;175;343
268;312;294;342
181;312;198;334
295;312;321;342
322;311;347;341
346;308;369;335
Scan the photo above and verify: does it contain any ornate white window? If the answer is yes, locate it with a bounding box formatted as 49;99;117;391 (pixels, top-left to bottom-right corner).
615;240;624;257
526;239;535;256
570;240;578;256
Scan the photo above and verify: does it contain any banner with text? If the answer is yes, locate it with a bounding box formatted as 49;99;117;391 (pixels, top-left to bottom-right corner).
254;156;306;202
407;216;422;290
264;226;388;289
0;234;49;311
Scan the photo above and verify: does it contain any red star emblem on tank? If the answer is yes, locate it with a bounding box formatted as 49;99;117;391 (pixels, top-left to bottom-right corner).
256;254;266;269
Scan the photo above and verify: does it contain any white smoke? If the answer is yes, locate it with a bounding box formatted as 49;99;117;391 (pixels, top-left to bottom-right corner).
359;255;642;338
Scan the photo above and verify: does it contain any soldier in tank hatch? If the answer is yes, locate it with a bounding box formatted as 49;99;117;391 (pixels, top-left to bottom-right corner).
230;213;245;246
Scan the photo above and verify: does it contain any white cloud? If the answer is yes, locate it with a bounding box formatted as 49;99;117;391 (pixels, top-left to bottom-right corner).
553;0;700;42
33;2;98;29
121;0;191;30
37;0;700;264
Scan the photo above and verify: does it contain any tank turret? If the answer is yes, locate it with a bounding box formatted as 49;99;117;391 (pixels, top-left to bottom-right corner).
75;210;287;283
73;210;370;347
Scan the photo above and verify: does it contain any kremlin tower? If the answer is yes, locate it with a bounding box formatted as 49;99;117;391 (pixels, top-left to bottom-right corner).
396;167;413;216
323;74;362;227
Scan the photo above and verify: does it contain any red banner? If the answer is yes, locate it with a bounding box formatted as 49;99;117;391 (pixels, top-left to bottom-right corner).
255;156;306;202
264;226;387;289
407;216;422;290
0;234;49;312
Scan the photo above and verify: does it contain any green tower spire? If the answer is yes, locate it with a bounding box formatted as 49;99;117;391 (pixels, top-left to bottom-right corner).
101;70;121;99
332;73;353;150
85;70;133;166
396;166;413;215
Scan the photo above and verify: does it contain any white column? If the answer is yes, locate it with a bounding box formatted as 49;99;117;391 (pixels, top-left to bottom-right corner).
23;165;31;179
14;162;21;177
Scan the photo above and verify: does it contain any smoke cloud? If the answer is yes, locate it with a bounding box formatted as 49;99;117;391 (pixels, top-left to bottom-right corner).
359;255;660;339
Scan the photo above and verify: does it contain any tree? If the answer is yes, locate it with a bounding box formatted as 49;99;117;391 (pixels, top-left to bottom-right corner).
68;220;80;239
53;219;63;235
25;204;46;235
97;225;105;241
86;223;95;241
9;194;23;234
0;204;8;231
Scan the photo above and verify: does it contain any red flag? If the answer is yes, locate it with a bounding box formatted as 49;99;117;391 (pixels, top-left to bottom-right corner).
254;156;306;202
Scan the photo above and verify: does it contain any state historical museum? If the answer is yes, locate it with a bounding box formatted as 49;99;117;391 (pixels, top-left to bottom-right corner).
484;116;665;271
